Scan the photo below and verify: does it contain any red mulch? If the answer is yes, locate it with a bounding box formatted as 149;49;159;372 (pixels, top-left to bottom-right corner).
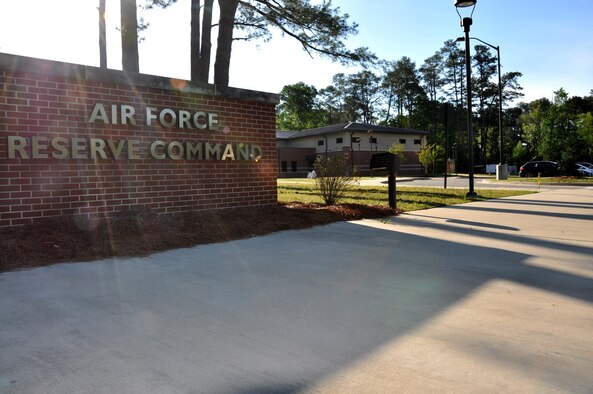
0;203;396;273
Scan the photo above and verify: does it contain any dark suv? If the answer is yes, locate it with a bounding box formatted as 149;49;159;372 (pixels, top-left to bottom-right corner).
519;161;558;177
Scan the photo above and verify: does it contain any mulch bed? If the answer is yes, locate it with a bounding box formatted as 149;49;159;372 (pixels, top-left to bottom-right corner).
0;203;396;273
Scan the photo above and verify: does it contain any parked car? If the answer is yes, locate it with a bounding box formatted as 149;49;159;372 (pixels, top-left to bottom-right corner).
576;163;593;177
519;161;558;177
577;162;593;169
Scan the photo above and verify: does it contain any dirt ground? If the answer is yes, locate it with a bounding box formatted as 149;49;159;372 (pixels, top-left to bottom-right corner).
0;203;395;273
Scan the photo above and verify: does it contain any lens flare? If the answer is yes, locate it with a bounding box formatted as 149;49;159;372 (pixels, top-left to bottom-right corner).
170;78;187;91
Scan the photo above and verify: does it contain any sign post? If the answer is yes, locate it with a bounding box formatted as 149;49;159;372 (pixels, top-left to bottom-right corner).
370;152;400;210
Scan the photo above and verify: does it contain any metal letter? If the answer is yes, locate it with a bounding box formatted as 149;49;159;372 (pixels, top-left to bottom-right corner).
51;137;69;159
167;141;184;160
221;144;235;160
121;105;136;125
107;140;126;159
236;143;250;160
178;110;192;129
185;142;202;159
111;104;118;124
90;138;107;159
193;111;207;129
205;143;221;159
150;140;166;159
88;103;109;124
146;107;158;126
127;140;141;160
32;136;49;159
8;136;28;159
159;108;177;128
71;138;87;159
251;145;263;162
208;113;219;130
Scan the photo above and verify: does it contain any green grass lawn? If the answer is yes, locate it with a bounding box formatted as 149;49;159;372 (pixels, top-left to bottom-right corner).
495;175;593;184
278;179;533;212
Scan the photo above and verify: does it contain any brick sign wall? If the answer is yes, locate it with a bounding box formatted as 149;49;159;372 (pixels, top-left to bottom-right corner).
0;54;279;228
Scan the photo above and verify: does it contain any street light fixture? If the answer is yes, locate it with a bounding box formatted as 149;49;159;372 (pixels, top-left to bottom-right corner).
455;0;476;6
454;0;477;197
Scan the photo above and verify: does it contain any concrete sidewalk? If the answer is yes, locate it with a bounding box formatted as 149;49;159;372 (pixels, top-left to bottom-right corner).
1;188;592;393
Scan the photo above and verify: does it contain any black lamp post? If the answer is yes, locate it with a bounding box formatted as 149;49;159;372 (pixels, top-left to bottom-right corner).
454;0;477;197
457;36;503;167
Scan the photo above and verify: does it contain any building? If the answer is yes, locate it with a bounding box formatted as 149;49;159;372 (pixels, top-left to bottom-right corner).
277;122;429;177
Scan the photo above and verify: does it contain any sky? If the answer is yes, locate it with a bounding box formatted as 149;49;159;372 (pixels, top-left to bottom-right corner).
1;0;592;104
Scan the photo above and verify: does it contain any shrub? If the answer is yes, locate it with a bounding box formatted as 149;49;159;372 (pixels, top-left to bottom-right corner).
314;155;358;205
417;143;444;174
388;142;406;163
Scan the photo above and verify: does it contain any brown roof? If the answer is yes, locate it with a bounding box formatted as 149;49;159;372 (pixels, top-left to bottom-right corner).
276;122;429;139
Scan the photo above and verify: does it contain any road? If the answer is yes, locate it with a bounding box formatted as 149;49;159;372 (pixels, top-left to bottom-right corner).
358;175;589;191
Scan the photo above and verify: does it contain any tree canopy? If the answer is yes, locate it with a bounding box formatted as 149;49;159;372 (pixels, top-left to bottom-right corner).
276;39;593;175
111;1;592;174
276;82;324;130
118;0;371;85
519;89;593;173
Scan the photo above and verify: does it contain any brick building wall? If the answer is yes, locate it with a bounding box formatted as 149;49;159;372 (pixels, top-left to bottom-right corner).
277;147;316;177
0;54;279;228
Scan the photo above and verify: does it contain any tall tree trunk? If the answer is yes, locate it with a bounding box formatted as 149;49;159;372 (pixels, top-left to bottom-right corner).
121;0;139;73
190;0;201;81
198;0;214;83
214;0;239;86
384;90;393;124
99;0;107;68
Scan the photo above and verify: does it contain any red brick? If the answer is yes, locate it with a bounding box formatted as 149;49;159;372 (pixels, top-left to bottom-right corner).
1;61;278;228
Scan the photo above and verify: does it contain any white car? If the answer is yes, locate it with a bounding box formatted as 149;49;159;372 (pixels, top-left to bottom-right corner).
576;163;593;177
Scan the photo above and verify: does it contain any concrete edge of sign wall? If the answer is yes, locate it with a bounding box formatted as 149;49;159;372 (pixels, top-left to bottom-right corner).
0;52;279;105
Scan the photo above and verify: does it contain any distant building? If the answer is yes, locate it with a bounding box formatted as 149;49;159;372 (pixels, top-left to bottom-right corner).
277;122;429;177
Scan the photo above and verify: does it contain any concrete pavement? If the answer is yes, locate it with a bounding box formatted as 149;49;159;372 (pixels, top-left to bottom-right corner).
1;187;592;393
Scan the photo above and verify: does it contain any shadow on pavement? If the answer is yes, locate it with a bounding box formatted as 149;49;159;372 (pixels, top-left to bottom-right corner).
1;199;592;392
488;197;593;209
442;203;593;222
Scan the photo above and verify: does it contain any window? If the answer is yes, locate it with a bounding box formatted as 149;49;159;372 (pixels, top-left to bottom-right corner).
281;161;287;172
317;140;324;146
336;137;343;144
291;161;297;172
369;137;377;144
352;137;361;143
399;138;406;144
414;139;421;145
